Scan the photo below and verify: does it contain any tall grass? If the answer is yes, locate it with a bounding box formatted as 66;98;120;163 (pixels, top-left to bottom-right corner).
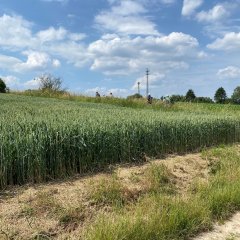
1;94;240;188
84;145;240;240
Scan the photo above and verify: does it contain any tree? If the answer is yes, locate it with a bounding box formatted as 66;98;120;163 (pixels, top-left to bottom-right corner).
169;95;185;103
194;97;213;103
214;87;227;103
38;74;63;92
127;93;143;99
185;89;196;102
0;78;7;93
231;86;240;104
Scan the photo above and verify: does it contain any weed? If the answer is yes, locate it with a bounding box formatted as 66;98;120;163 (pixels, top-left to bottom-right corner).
144;163;176;194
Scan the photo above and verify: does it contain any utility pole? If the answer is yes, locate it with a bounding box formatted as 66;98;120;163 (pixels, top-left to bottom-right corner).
146;68;149;98
137;82;140;95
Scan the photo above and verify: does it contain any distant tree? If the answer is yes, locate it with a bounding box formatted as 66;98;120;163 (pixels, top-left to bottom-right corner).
169;95;185;103
38;74;63;92
194;97;213;103
0;78;7;93
214;87;227;103
127;93;143;99
185;89;196;102
231;86;240;104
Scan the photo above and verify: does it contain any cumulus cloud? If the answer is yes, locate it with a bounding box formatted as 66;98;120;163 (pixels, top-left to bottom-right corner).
95;1;160;35
15;51;61;72
45;41;91;68
0;14;87;70
217;66;240;79
182;0;203;17
196;4;230;23
88;32;198;75
208;32;240;51
0;14;33;50
36;27;67;42
36;27;86;43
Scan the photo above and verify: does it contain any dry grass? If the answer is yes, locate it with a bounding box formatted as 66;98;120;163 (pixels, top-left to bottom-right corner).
0;152;210;239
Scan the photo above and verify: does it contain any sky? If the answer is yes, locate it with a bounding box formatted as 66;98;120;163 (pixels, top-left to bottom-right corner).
1;0;240;98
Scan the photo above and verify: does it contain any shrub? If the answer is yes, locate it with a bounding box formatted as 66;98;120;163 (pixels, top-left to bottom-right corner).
127;93;143;99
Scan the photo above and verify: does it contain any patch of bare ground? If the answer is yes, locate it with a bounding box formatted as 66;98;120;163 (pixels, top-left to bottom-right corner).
0;153;209;239
193;212;240;240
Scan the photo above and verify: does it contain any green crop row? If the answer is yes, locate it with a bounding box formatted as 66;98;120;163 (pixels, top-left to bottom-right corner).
0;94;240;188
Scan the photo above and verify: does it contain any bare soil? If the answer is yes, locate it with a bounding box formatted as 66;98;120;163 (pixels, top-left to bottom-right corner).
193;213;240;240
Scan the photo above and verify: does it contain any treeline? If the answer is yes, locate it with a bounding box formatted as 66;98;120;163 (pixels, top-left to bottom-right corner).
161;87;240;104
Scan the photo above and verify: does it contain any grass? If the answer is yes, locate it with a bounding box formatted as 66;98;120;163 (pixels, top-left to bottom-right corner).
20;190;62;218
144;163;176;194
58;206;87;231
12;89;240;114
87;176;125;207
83;145;240;240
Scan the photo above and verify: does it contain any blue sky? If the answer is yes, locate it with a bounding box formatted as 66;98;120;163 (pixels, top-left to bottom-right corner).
1;0;240;98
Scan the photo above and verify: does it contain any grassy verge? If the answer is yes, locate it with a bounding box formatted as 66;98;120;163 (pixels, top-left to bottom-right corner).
11;90;167;110
83;145;240;240
2;145;240;239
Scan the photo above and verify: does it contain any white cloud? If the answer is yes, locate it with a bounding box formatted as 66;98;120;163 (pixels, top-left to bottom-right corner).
182;0;203;16
88;32;198;75
36;27;67;42
95;1;160;35
0;54;22;69
0;52;61;73
68;33;86;41
0;14;88;70
15;51;61;72
196;5;230;23
52;59;61;68
1;75;19;88
45;41;90;67
132;72;165;91
0;14;33;50
24;78;41;89
208;32;240;51
36;27;86;43
217;66;240;79
197;51;208;58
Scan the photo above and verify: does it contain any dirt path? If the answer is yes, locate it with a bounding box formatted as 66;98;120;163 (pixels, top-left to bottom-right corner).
193;213;240;240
